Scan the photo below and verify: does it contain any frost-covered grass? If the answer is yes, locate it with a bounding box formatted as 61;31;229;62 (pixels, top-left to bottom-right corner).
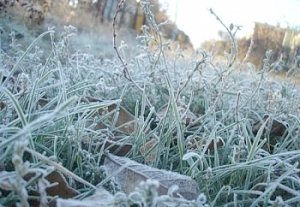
1;11;300;207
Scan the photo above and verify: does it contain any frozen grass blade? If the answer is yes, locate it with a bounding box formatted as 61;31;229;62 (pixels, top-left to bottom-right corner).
1;30;55;87
165;75;185;170
0;96;77;151
25;147;96;190
1;87;27;127
0;87;36;157
247;117;268;161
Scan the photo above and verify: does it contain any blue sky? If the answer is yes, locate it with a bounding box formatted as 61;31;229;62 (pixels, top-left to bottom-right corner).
159;0;300;48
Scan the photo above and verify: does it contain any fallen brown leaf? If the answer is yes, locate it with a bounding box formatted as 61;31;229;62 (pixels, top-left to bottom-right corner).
139;138;158;163
103;139;132;156
252;115;288;152
103;153;199;200
186;136;225;154
252;115;288;138
23;171;79;207
45;171;79;198
157;104;197;126
83;96;136;134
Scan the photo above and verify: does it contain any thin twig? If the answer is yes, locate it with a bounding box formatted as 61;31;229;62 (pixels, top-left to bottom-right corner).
175;57;206;102
209;8;238;68
242;37;254;64
140;0;165;71
112;0;131;81
112;0;157;116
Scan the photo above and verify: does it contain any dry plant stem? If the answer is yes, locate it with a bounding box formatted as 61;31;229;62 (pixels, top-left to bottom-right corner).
112;0;157;116
140;0;165;71
241;51;271;109
175;58;206;102
112;0;131;81
242;37;254;64
209;8;237;68
25;147;97;190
